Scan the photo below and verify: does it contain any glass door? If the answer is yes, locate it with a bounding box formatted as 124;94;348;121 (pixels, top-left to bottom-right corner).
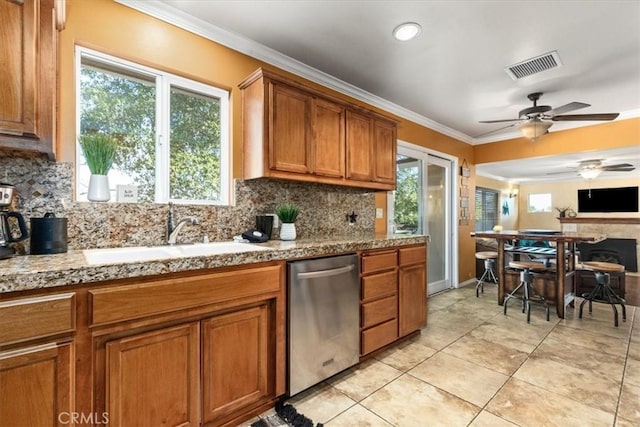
389;144;454;295
425;155;451;293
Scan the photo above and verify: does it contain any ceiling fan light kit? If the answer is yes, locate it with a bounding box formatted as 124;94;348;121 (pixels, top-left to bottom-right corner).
578;168;602;180
517;118;552;142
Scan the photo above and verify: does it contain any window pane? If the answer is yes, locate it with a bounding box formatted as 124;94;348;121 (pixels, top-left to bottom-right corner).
475;187;499;231
79;63;156;203
528;193;552;212
394;156;421;234
169;86;222;202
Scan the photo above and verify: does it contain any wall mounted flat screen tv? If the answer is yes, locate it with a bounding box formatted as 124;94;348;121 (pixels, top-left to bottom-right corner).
577;186;639;213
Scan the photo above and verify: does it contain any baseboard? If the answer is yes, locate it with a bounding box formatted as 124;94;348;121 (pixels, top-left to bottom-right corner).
458;278;477;288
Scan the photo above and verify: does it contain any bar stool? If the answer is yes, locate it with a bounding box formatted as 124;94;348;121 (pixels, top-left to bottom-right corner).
475;251;498;297
579;261;626;327
504;261;550;323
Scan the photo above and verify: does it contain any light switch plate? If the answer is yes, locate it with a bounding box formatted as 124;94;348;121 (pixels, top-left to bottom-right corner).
563;223;577;232
376;208;384;219
264;213;279;228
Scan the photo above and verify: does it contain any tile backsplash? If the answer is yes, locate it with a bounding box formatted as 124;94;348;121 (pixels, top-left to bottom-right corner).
1;152;375;253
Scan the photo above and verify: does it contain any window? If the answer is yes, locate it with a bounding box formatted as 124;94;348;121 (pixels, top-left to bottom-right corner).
475;187;499;231
76;47;230;205
528;193;552;213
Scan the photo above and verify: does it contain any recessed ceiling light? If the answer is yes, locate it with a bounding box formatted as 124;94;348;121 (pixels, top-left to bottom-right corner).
393;22;421;41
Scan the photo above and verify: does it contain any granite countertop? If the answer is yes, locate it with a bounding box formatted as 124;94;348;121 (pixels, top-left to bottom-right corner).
0;234;427;294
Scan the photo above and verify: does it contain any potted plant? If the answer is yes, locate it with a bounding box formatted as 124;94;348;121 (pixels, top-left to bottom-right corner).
275;203;299;241
555;206;571;218
79;133;118;202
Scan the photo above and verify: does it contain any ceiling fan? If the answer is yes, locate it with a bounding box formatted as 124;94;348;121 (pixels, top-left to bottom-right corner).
478;92;620;141
547;159;635;179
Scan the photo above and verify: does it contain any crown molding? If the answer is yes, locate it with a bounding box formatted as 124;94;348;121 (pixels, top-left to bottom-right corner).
116;0;474;144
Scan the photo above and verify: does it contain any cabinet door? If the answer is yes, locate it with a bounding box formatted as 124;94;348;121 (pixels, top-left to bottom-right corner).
373;119;397;184
312;98;345;178
0;0;56;154
202;305;269;423
0;342;73;427
269;83;312;174
345;110;374;181
106;323;200;427
399;263;427;336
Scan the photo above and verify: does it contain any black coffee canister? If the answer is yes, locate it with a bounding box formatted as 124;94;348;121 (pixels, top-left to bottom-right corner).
255;215;274;239
30;212;68;255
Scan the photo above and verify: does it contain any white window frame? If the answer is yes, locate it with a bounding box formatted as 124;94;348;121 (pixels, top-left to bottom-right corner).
75;46;231;205
528;193;553;213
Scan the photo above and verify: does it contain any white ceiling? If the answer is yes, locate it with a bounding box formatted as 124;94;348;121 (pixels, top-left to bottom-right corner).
120;0;640;181
476;146;640;184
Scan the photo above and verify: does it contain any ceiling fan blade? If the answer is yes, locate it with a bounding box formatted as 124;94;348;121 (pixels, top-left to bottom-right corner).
474;122;519;138
602;166;636;172
545;170;577;175
478;119;522;124
601;163;633;170
546;102;590;116
552;113;620;121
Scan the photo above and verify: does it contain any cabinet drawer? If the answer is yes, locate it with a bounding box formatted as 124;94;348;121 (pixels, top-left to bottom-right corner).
362;270;397;301
362;295;397;328
90;264;282;327
0;293;75;346
361;319;398;355
361;250;397;274
399;245;426;266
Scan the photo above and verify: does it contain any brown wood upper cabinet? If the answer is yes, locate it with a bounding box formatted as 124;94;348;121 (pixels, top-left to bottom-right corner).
0;0;59;158
240;68;396;190
346;111;397;185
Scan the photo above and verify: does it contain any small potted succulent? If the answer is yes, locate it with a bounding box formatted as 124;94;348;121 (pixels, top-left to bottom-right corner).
275;203;300;241
79;132;118;202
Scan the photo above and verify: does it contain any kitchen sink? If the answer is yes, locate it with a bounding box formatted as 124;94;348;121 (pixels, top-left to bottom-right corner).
83;242;271;265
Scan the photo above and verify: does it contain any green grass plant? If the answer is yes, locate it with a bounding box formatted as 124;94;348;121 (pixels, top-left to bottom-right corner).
275;203;300;223
79;133;118;175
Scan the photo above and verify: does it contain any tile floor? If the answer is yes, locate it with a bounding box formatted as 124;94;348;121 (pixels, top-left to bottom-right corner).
246;284;639;426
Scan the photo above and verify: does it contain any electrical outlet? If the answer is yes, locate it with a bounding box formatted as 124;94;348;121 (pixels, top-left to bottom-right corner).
376;208;384;219
265;213;279;228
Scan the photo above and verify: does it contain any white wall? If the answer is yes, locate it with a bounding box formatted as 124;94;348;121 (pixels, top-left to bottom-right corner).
518;177;640;230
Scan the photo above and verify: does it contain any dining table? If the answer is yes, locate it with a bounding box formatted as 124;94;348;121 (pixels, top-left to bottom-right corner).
472;230;606;318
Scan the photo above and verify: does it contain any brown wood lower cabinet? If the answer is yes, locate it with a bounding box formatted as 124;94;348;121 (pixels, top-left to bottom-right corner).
202;305;269;422
106;323;200;427
359;244;428;355
0;341;73;427
88;261;286;427
399;246;428;337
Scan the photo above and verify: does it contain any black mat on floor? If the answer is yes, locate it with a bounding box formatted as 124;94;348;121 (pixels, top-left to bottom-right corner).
250;401;323;427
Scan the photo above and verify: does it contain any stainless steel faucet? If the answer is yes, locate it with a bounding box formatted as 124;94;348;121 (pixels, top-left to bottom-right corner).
167;202;200;245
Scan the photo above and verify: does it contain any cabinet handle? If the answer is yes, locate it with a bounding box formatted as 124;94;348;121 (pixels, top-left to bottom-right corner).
296;265;354;279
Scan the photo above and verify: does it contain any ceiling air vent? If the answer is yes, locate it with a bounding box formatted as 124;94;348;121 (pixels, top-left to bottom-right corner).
504;51;563;80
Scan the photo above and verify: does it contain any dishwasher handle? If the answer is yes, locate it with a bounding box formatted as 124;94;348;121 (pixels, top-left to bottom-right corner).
296;264;355;280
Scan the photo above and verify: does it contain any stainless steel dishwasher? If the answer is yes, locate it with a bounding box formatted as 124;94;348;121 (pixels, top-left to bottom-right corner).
288;254;359;396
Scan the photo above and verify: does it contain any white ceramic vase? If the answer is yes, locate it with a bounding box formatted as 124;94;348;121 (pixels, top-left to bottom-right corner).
87;174;111;202
280;222;297;241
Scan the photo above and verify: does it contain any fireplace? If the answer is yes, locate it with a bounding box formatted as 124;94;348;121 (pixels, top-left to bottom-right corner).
577;238;637;272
